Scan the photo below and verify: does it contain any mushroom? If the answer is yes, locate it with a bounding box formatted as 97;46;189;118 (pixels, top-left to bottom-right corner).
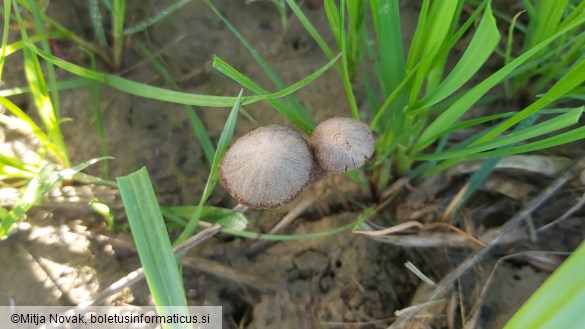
220;124;314;209
311;117;374;173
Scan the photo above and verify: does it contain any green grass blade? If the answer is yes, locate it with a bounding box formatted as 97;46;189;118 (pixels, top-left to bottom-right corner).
13;3;69;167
0;31;66;58
20;48;69;166
117;168;190;320
405;0;430;71
523;0;570;51
163;206;247;231
370;0;406;99
26;0;64;121
0;153;38;180
339;0;359;118
0;157;112;239
29;43;335;109
284;0;336;60
423;124;585;176
504;241;585;329
324;0;341;48
88;53;109;178
415;13;585;152
445;114;539;212
475;57;585;144
0;0;11;82
1;165;58;239
370;63;418;130
167;206;352;241
419;5;499;108
111;0;126;69
0;78;91;97
174;90;244;246
0;96;50;145
14;0;111;65
124;0;192;35
135;41;215;166
408;0;458;104
504;10;525;97
203;0;311;120
88;0;108;46
417;109;582;160
212;55;339;133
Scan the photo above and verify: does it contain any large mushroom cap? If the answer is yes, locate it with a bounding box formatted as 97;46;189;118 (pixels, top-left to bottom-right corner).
220;124;313;209
311;117;374;173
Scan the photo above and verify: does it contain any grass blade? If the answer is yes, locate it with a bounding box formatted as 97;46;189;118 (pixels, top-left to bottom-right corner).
370;0;406;100
417;109;582;160
203;0;311;120
408;0;459;104
477;58;585;144
29;43;336;109
284;0;336;60
0;78;91;97
88;53;109;177
415;13;585;152
0;157;112;239
117;168;190;321
13;2;69;167
504;241;585;329
135;41;215;166
163;206;247;231
212;54;340;133
0;96;50;145
339;0;359;118
88;0;108;46
174;90;244;245
0;0;11;82
324;0;341;48
111;0;126;69
420;5;499;108
124;0;193;35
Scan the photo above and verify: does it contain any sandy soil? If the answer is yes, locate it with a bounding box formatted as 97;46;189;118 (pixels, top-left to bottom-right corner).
1;1;584;328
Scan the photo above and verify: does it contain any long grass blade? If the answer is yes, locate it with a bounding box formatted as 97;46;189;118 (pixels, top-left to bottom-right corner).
0;0;12;82
135;41;215;166
88;53;109;178
1;157;112;239
284;0;336;60
203;0;311;121
419;5;499;108
212;54;340;133
124;0;193;35
111;0;126;69
408;0;458;104
117;168;190;322
415;14;585;152
29;43;336;109
503;241;585;329
88;0;108;46
417;109;582;160
340;0;359;118
0;78;91;97
27;0;64;121
14;2;69;166
174;90;244;245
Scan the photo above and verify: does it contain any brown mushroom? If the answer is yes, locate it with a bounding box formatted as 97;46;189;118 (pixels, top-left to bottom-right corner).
311;117;374;173
220;124;313;209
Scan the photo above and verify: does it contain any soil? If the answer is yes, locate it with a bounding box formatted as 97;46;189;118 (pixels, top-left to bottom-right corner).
1;1;584;329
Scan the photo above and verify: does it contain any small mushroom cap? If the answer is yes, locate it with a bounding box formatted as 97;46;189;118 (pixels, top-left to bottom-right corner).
311;117;374;173
220;124;313;209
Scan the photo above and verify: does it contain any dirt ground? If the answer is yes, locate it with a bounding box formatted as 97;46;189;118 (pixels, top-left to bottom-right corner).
1;1;584;328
